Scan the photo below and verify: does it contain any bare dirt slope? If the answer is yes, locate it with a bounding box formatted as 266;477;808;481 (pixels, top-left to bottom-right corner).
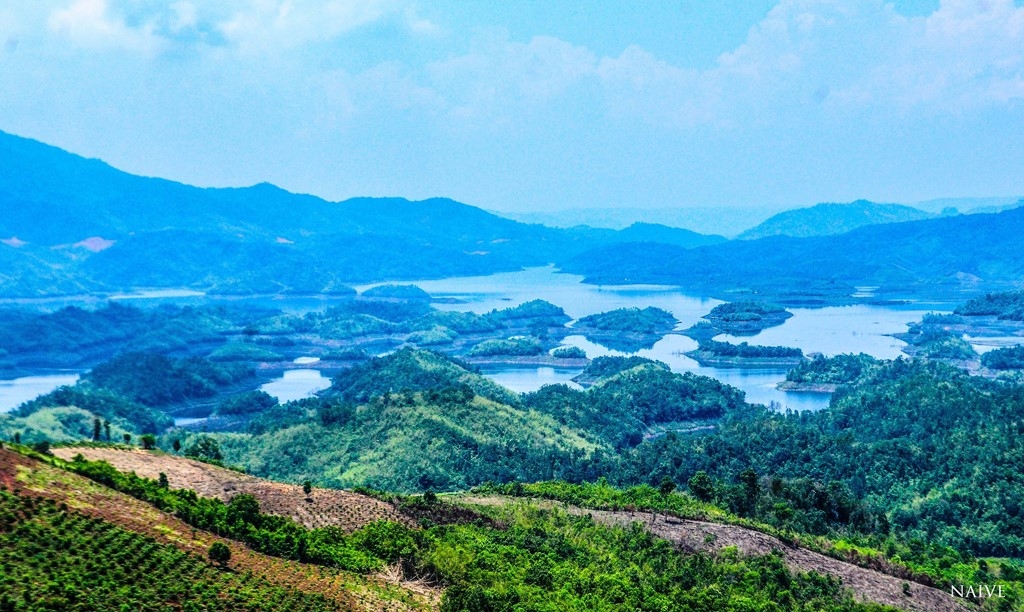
52;447;414;531
1;448;436;611
461;495;968;612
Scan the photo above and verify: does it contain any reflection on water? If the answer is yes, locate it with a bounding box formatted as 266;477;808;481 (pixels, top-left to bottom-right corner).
1;268;963;414
559;334;829;411
260;369;332;403
360;265;720;321
713;305;934;360
0;374;79;413
359;267;952;412
965;335;1022;355
477;366;583;393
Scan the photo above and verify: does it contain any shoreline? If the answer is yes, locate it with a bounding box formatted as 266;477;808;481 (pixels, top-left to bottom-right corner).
685;350;805;369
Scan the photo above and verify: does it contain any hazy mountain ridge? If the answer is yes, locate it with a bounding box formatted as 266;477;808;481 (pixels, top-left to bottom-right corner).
738;200;935;240
3;129;1021;303
0;130;728;297
564;207;1024;303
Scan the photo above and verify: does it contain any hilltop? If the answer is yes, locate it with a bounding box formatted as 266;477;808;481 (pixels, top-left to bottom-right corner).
738;200;934;240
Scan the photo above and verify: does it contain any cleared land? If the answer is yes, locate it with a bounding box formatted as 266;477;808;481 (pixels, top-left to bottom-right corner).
460;495;968;612
52;446;414;531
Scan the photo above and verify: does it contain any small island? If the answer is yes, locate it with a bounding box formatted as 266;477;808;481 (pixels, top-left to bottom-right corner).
893;314;979;363
777;353;879;392
686;340;804;368
462;337;590;367
360;283;433;301
572;307;678;352
683;301;793;340
981;345;1024;371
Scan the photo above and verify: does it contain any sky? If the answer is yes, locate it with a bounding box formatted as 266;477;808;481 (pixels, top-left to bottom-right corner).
1;0;1022;212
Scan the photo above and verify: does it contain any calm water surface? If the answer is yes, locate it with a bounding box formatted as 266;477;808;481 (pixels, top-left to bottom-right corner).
0;374;80;413
1;268;967;412
362;267;944;409
260;369;332;403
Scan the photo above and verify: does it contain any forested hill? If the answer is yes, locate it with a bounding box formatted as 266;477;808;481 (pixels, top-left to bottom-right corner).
563;205;1024;303
0;130;720;297
738;200;934;240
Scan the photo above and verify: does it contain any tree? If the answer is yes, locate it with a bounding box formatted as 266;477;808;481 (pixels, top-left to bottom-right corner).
227;494;261;526
103;420;111;442
158;472;169;489
738;468;760;517
140;434;156;450
92;417;101;442
172;439;181;453
688;471;715;502
123;433;132;445
302;480;312;498
208;542;231;567
658;476;676;496
184;436;223;462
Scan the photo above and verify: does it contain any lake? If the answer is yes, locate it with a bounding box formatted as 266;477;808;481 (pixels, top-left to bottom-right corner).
260;368;332;403
0;373;80;413
0;267;959;413
360;266;946;410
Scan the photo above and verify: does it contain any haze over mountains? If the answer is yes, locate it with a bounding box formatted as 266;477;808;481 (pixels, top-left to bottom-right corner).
737;200;937;240
1;129;1022;303
0;131;719;296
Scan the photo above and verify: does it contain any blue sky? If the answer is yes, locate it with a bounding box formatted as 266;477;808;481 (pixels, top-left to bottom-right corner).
1;1;1022;212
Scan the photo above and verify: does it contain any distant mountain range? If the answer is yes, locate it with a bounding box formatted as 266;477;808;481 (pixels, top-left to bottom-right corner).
0;131;721;297
2;129;1022;303
737;200;937;240
564;206;1024;304
500;197;1022;236
500;206;786;235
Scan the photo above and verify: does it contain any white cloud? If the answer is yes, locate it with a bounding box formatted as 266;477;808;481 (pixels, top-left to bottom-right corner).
714;0;1024;115
48;0;162;54
43;0;418;56
596;45;711;127
217;0;395;53
422;33;597;127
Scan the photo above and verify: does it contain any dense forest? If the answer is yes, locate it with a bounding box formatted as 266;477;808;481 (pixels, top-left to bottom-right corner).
615;358;1024;558
956;290;1024;320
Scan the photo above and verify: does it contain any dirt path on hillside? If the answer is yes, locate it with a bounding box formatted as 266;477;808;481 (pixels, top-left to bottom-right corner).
461;496;969;612
51;447;414;532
